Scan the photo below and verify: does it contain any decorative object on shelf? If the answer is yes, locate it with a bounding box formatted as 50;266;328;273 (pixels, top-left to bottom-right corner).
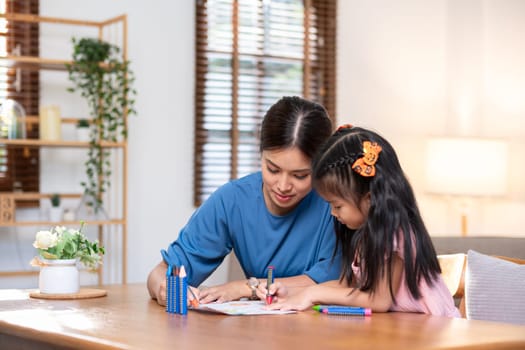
76;118;91;142
66;37;137;213
0;194;15;224
39;105;62;141
0;99;26;139
31;222;105;294
49;193;63;222
63;208;76;222
75;193;109;222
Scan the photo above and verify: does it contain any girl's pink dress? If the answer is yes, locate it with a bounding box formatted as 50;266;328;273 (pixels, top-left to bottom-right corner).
351;232;461;317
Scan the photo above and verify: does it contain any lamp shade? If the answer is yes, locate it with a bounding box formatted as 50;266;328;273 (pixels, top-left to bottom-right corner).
425;137;508;196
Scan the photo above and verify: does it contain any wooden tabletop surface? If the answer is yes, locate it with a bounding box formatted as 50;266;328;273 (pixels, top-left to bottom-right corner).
1;283;524;350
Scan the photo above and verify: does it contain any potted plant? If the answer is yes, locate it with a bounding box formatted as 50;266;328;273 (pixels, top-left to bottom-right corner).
76;118;91;142
31;222;105;294
66;37;136;212
49;193;62;222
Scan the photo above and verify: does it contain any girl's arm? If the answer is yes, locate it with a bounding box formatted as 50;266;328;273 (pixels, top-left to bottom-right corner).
267;255;404;312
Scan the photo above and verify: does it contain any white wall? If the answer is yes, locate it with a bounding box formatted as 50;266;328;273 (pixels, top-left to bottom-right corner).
1;0;524;289
338;0;525;237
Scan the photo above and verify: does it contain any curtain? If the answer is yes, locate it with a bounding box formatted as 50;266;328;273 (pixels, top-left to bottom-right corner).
194;0;336;206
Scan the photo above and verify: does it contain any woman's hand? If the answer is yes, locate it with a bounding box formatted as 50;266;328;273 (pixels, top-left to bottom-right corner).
188;286;201;307
147;261;168;306
155;278;167;306
198;280;251;304
154;282;200;308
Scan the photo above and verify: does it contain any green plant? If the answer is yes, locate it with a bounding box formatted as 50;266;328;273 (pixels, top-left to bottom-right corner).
50;193;60;207
76;118;90;128
66;37;136;211
32;222;105;270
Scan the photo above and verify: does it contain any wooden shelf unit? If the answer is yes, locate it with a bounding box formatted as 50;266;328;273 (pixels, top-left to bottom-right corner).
0;139;125;147
0;13;129;284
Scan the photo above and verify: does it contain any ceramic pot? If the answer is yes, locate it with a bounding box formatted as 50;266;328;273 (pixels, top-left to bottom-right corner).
39;258;79;294
76;127;91;142
49;206;63;222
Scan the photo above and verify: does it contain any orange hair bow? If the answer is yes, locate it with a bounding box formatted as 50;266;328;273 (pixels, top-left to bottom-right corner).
351;141;382;177
337;123;353;131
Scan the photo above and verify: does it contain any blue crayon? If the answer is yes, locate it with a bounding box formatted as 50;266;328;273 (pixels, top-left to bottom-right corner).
313;305;365;312
166;265;176;313
320;306;372;316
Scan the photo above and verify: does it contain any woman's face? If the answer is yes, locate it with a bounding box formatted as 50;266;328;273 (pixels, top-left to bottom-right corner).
321;192;370;230
261;147;312;216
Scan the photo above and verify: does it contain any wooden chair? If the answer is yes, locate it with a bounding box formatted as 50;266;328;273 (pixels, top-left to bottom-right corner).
438;253;525;317
437;253;467;298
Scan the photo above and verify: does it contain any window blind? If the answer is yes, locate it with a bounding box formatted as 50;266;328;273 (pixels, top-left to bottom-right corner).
0;0;40;207
195;0;336;206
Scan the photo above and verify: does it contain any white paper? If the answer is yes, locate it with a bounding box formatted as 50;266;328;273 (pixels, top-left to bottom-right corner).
192;300;296;315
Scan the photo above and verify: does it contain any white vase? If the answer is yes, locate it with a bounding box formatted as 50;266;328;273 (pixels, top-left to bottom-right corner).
39;258;80;294
49;206;63;222
76;127;91;142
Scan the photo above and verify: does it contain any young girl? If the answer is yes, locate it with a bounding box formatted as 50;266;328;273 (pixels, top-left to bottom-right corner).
266;125;460;317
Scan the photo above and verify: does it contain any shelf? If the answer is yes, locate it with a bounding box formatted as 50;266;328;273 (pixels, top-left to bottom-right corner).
0;219;125;227
0;12;112;26
0;55;71;71
0;270;38;277
0;55;112;72
0;269;101;277
0;13;127;71
0;139;125;148
1;11;129;284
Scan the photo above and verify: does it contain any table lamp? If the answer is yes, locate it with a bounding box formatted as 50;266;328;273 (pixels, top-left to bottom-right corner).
425;137;508;236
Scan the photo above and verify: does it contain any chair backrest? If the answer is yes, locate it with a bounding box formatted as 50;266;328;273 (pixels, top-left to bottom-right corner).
438;252;525;319
437;253;467;298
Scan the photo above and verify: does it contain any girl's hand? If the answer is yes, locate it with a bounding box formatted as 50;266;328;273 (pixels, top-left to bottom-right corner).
257;281;289;303
265;286;315;311
198;280;251;304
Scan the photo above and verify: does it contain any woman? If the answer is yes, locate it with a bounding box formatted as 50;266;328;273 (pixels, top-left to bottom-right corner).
147;96;341;305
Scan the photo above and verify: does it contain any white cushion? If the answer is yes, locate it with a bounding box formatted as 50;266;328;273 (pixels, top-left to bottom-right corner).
465;250;525;325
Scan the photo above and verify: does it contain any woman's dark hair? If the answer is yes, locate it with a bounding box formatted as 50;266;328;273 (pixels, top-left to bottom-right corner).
260;96;332;159
311;126;440;302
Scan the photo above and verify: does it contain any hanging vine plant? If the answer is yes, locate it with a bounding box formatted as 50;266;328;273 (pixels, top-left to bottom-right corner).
66;37;136;212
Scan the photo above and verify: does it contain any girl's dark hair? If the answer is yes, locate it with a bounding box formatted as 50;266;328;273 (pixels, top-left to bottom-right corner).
311;126;441;302
260;96;332;159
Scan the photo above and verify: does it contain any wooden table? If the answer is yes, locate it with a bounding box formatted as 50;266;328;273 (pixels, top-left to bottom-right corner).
1;284;524;349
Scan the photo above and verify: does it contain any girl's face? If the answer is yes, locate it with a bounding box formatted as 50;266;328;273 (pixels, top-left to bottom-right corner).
321;192;370;230
261;147;312;216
